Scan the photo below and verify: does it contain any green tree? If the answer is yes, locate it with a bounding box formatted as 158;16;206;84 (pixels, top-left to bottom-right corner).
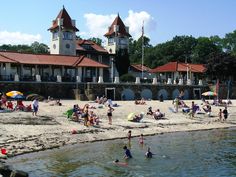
115;49;130;76
31;41;49;54
192;37;221;64
222;30;236;56
88;37;102;46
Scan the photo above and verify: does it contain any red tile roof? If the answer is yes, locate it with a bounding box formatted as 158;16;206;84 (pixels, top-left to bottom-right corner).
0;51;108;68
48;7;79;31
104;14;131;37
151;62;206;73
130;64;152;72
76;40;108;53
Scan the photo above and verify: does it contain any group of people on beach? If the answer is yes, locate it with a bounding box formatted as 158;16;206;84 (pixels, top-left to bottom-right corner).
146;106;165;119
0;93;39;116
71;104;100;126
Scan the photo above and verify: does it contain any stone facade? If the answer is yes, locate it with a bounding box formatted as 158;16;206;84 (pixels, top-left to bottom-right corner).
0;82;221;100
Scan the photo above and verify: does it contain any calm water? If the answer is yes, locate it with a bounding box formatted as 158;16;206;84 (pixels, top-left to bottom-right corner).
7;128;236;177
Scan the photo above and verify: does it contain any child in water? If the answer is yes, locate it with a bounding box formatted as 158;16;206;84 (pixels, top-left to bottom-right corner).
123;145;132;159
127;130;132;141
145;147;153;158
139;134;144;144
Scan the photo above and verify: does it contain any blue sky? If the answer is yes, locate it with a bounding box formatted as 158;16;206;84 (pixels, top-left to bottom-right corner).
0;0;236;46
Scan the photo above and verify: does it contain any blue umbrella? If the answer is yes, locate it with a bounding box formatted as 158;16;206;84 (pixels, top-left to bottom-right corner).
11;94;25;100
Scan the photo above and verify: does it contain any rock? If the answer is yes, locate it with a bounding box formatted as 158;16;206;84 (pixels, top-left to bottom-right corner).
0;164;12;177
10;170;29;177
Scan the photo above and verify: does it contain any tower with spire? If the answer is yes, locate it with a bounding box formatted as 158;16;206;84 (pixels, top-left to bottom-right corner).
48;6;79;56
104;14;131;54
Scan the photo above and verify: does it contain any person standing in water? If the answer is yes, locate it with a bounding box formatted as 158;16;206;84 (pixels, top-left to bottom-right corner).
139;134;144;144
145;147;153;158
123;145;132;159
107;104;114;125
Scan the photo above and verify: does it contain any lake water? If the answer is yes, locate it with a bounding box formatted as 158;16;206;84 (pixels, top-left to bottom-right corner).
7;128;236;177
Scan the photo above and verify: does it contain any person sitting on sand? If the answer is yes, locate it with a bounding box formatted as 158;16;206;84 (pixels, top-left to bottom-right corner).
202;103;211;117
145;147;153;158
130;113;144;122
135;99;140;105
88;111;99;126
153;109;165;119
147;107;153;115
72;104;79;122
123;146;132;159
16;100;25;111
7;101;13;110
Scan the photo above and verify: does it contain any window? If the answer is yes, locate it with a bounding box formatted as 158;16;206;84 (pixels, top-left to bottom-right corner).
119;38;127;45
52;32;58;40
108;38;114;45
63;32;73;40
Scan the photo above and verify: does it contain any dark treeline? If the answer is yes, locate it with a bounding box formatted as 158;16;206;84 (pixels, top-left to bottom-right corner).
0;41;49;54
129;30;236;81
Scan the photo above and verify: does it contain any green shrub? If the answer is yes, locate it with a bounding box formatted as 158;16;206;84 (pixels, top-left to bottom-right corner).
120;73;135;82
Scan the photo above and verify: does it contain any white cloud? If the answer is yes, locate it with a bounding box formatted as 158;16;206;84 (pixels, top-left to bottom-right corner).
125;10;156;40
0;31;42;45
83;13;116;39
82;10;156;40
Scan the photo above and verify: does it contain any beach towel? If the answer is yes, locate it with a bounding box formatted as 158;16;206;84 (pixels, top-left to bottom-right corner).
64;109;73;118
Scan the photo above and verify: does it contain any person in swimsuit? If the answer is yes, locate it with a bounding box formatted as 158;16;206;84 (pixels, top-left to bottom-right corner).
123;146;132;159
107;104;114;125
139;134;144;144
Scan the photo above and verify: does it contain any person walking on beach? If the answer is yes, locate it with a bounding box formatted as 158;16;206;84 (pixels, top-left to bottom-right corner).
123;145;132;159
173;97;179;113
218;108;222;121
223;107;228;121
107;104;114;125
32;98;39;116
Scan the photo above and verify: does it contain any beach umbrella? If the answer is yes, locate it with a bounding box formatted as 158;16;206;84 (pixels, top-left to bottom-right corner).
6;91;23;97
6;91;24;99
26;94;44;101
202;91;217;97
127;112;135;121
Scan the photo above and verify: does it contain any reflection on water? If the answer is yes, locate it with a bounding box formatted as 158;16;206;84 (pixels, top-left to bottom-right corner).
7;128;236;177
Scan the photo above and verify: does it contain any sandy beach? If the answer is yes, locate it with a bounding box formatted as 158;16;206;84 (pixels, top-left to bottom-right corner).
0;99;235;158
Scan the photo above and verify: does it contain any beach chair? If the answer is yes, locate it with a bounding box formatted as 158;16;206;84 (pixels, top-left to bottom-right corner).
64;109;73;119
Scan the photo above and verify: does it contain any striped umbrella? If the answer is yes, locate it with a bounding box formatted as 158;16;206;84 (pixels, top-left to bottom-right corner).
6;91;23;98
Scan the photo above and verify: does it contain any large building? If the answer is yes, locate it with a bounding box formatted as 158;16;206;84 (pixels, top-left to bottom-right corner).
104;14;131;55
0;7;133;83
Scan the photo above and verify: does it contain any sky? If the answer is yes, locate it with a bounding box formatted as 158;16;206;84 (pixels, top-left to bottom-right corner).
0;0;236;46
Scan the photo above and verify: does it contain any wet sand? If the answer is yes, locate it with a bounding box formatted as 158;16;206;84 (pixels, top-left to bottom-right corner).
0;100;235;158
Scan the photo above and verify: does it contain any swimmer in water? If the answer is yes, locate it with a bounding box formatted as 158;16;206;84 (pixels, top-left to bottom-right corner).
145;147;153;158
123;145;132;159
113;159;128;166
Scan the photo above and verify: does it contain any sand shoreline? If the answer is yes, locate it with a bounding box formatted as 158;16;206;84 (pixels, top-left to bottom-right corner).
0;100;235;159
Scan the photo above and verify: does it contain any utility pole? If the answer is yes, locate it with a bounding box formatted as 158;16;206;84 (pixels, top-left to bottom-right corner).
141;21;144;79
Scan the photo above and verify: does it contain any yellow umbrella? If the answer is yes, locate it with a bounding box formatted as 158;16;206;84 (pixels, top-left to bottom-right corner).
6;91;23;97
127;112;135;121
